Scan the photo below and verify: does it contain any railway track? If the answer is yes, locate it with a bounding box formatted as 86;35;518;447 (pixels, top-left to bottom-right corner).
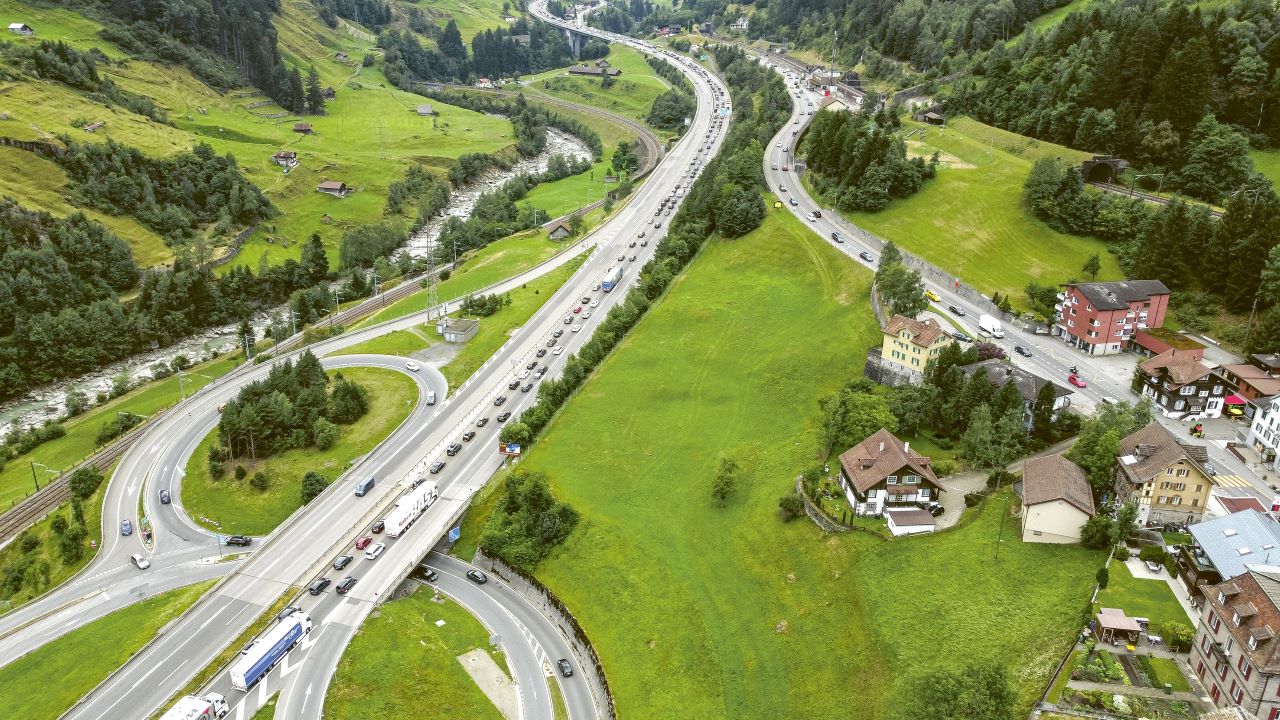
1088;180;1224;218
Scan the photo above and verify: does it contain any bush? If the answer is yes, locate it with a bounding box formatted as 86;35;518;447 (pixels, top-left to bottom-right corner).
68;467;104;499
778;494;804;521
234;465;248;480
250;471;270;491
479;469;578;572
1162;621;1195;652
50;515;68;535
58;524;87;564
986;469;1015;489
18;533;40;553
1112;545;1131;561
932;458;957;477
1096;566;1109;589
1138;545;1168;564
300;471;329;505
963;491;986;507
208;460;224;480
313;417;339;450
96;411;143;445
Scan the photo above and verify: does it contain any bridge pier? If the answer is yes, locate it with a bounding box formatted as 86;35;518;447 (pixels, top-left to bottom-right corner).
563;27;586;60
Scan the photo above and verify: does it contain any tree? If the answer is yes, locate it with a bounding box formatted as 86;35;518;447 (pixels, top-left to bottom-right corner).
300;232;330;286
68;466;103;499
887;385;935;436
1031;381;1058;445
876;263;928;318
1257;244;1280;309
894;662;1015;720
288;67;305;114
439;19;467;60
1081;514;1117;549
250;471;270;491
50;515;68;535
1067;400;1152;495
64;386;89;417
960;404;998;469
305;65;324;114
238;320;255;359
300;471;329;504
711;456;739;507
1096;566;1109;589
313;417;338;450
1082;253;1101;281
778;494;804;521
1174;114;1255;202
499;421;531;447
819;386;898;455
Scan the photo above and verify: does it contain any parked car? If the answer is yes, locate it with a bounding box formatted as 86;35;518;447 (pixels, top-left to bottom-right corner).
466;569;488;584
336;576;358;595
334;555;353;570
921;501;944;517
558;658;574;677
1067;373;1087;388
309;577;331;595
130;553;150;569
225;535;252;547
371;520;385;534
364;543;386;560
952;331;973;343
1014;345;1032;357
355;536;373;550
158;489;171;504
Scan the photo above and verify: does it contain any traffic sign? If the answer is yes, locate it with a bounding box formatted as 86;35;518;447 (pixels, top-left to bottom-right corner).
448;526;461;542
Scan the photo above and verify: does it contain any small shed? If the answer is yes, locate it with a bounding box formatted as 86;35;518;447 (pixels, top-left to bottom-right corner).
1095;608;1142;645
595;58;610;68
416;104;435;116
7;23;33;36
885;508;936;537
335;52;348;61
438;318;479;343
272;150;298;167
83;121;105;132
293;122;313;134
316;180;349;197
922;112;945;126
321;87;336;100
547;220;573;240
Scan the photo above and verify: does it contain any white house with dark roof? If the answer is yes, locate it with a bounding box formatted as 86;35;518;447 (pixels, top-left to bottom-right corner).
837;428;942;518
8;22;34;36
1020;453;1094;544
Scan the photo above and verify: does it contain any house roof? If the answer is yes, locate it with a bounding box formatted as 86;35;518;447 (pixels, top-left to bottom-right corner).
547;220;572;234
1069;280;1170;311
1139;349;1215;387
1022;454;1094;516
924;112;944;121
444;318;479;333
293;122;312;130
882;314;946;348
1253;354;1280;372
1222;496;1270;515
1206;565;1280;674
838;428;938;493
887;508;936;527
958;359;1073;403
819;96;848;110
1116;422;1207;485
317;180;346;190
417;104;434;115
1221;363;1280;397
1190;510;1280;580
8;23;30;30
1096;608;1142;633
273;150;296;158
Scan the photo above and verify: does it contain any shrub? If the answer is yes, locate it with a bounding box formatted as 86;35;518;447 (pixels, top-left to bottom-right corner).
778;495;804;521
963;491;986;507
50;515;68;535
479;469;579;572
68;467;104;499
313;417;339;450
18;533;40;554
1162;621;1195;652
58;524;87;564
250;472;270;491
96;411;143;445
300;471;329;505
234;465;248;480
932;458;957;477
208;460;225;480
1096;566;1109;589
986;469;1015;489
1138;545;1167;564
1112;545;1131;561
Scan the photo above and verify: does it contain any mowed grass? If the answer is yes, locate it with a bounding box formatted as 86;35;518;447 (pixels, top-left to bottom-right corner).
843;116;1123;305
0;579;214;720
1021;0;1098;37
0;146;172;266
1095;562;1192;629
353;231;569;329
0;354;240;510
333;326;438;358
1147;656;1191;692
1252;149;1280;187
509;204;1101;718
326;590;505;720
181;368;418;535
523;45;670;127
426;0;512;41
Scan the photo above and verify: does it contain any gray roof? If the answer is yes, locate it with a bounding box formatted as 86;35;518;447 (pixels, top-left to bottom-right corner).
1190;510;1280;580
1071;280;1170;311
958;359;1073;403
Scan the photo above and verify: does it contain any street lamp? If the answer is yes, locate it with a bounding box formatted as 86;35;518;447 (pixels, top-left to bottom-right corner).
30;462;58;492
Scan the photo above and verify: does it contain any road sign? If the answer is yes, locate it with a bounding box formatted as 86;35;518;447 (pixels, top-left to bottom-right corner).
499;442;522;457
448;526;461;542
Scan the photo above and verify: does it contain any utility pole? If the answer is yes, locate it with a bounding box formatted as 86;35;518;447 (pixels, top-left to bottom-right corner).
1244;295;1260;351
369;270;380;298
424;242;441;321
30;462;39;493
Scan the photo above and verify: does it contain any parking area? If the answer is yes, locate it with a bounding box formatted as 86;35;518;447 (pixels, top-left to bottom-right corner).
935;471;988;530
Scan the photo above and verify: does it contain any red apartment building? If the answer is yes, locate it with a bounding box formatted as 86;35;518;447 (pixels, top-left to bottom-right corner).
1193;565;1280;718
1054;280;1171;356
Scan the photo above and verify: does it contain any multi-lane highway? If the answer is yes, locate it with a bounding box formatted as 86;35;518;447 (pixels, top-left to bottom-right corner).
18;16;730;720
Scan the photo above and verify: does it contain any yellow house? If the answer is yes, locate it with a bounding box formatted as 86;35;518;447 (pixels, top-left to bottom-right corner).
880;315;952;374
1116;421;1216;526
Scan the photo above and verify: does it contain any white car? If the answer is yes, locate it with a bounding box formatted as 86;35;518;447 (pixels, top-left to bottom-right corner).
518;369;530;379
405;360;420;372
364;543;386;560
592;283;601;291
582;311;592;319
589;300;599;308
554;346;564;355
130;554;150;570
571;325;582;333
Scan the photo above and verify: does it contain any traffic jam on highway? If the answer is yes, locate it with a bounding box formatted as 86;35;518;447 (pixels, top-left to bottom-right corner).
153;26;732;720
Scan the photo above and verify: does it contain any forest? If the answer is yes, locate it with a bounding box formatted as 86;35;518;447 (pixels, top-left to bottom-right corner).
380;18;587;88
953;0;1280;202
802;109;938;211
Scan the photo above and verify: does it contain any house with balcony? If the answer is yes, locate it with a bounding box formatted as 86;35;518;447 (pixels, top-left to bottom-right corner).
1132;348;1228;419
1191;565;1280;715
1249;396;1280;473
1116;421;1216;526
1054;280;1171;356
837;428;942;518
1182;510;1280;599
872;314;953;384
958;359;1073;430
1219;363;1280;421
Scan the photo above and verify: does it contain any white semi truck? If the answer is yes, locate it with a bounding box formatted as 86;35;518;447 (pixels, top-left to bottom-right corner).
384;480;441;538
978;314;1005;339
159;694;229;720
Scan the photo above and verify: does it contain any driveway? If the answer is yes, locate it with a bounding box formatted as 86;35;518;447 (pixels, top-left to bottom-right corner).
936;471;987;530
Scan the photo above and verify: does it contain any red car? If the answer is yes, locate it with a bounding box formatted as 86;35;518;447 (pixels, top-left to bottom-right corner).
1067;373;1087;388
572;306;582;314
781;165;789;171
355;535;373;550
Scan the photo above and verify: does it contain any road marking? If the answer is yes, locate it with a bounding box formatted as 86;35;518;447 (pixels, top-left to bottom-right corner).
197;603;229;631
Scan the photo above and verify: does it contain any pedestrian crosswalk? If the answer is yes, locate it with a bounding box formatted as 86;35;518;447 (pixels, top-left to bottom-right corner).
1213;474;1250;488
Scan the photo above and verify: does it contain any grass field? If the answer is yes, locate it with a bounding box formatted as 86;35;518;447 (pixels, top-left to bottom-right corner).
1021;0;1097;38
490;204;1101;718
0;579;213;720
353;231;571;329
523;45;670;128
333;326;439;358
181;367;418;535
1095;563;1192;630
0;476;106;608
0;354;240;509
326;589;505;720
841;116;1124;306
1252;149;1280;187
251;695;279;720
426;0;512;41
1147;656;1191;692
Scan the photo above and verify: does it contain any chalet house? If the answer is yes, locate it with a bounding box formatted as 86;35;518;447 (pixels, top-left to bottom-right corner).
7;23;33;36
476;77;495;89
271;150;298;168
1133;349;1228;419
958;359;1073;429
547;221;573;240
293;122;313;134
335;51;348;61
730;17;749;31
416;104;435;116
1220;363;1280;406
1249;396;1280;473
837;428;942;516
877;314;953;379
1020;454;1094;544
316;180;349;197
921;111;945;125
1191;565;1280;714
1054;279;1171;356
819;96;851;113
1117;421;1216;526
568;64;621;77
594;58;610;68
700;22;713;35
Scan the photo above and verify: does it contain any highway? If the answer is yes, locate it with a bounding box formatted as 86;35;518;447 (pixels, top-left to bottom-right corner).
27;14;730;720
758;57;1264;495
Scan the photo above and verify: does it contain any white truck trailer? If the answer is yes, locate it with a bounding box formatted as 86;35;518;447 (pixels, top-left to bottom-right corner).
159;694;229;720
384;481;441;538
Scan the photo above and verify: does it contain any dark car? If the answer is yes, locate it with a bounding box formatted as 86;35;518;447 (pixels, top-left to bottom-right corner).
497;411;511;422
1014;345;1032;357
336;576;358;595
521;383;534;393
277;605;302;621
558;658;574;677
413;564;439;583
547;338;557;348
536;348;547;358
508;379;520;390
947;304;967;317
466;569;488;584
526;360;538;370
430;461;446;474
447;442;462;456
952;331;973;343
553;329;563;338
921;501;944;517
830;232;843;243
494;396;507;406
476;417;490;427
372;520;385;534
788;198;798;207
462;431;476;442
225;535;252;547
859;251;873;262
617;254;626;262
308;577;331;595
334;554;353;570
158;489;171;505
